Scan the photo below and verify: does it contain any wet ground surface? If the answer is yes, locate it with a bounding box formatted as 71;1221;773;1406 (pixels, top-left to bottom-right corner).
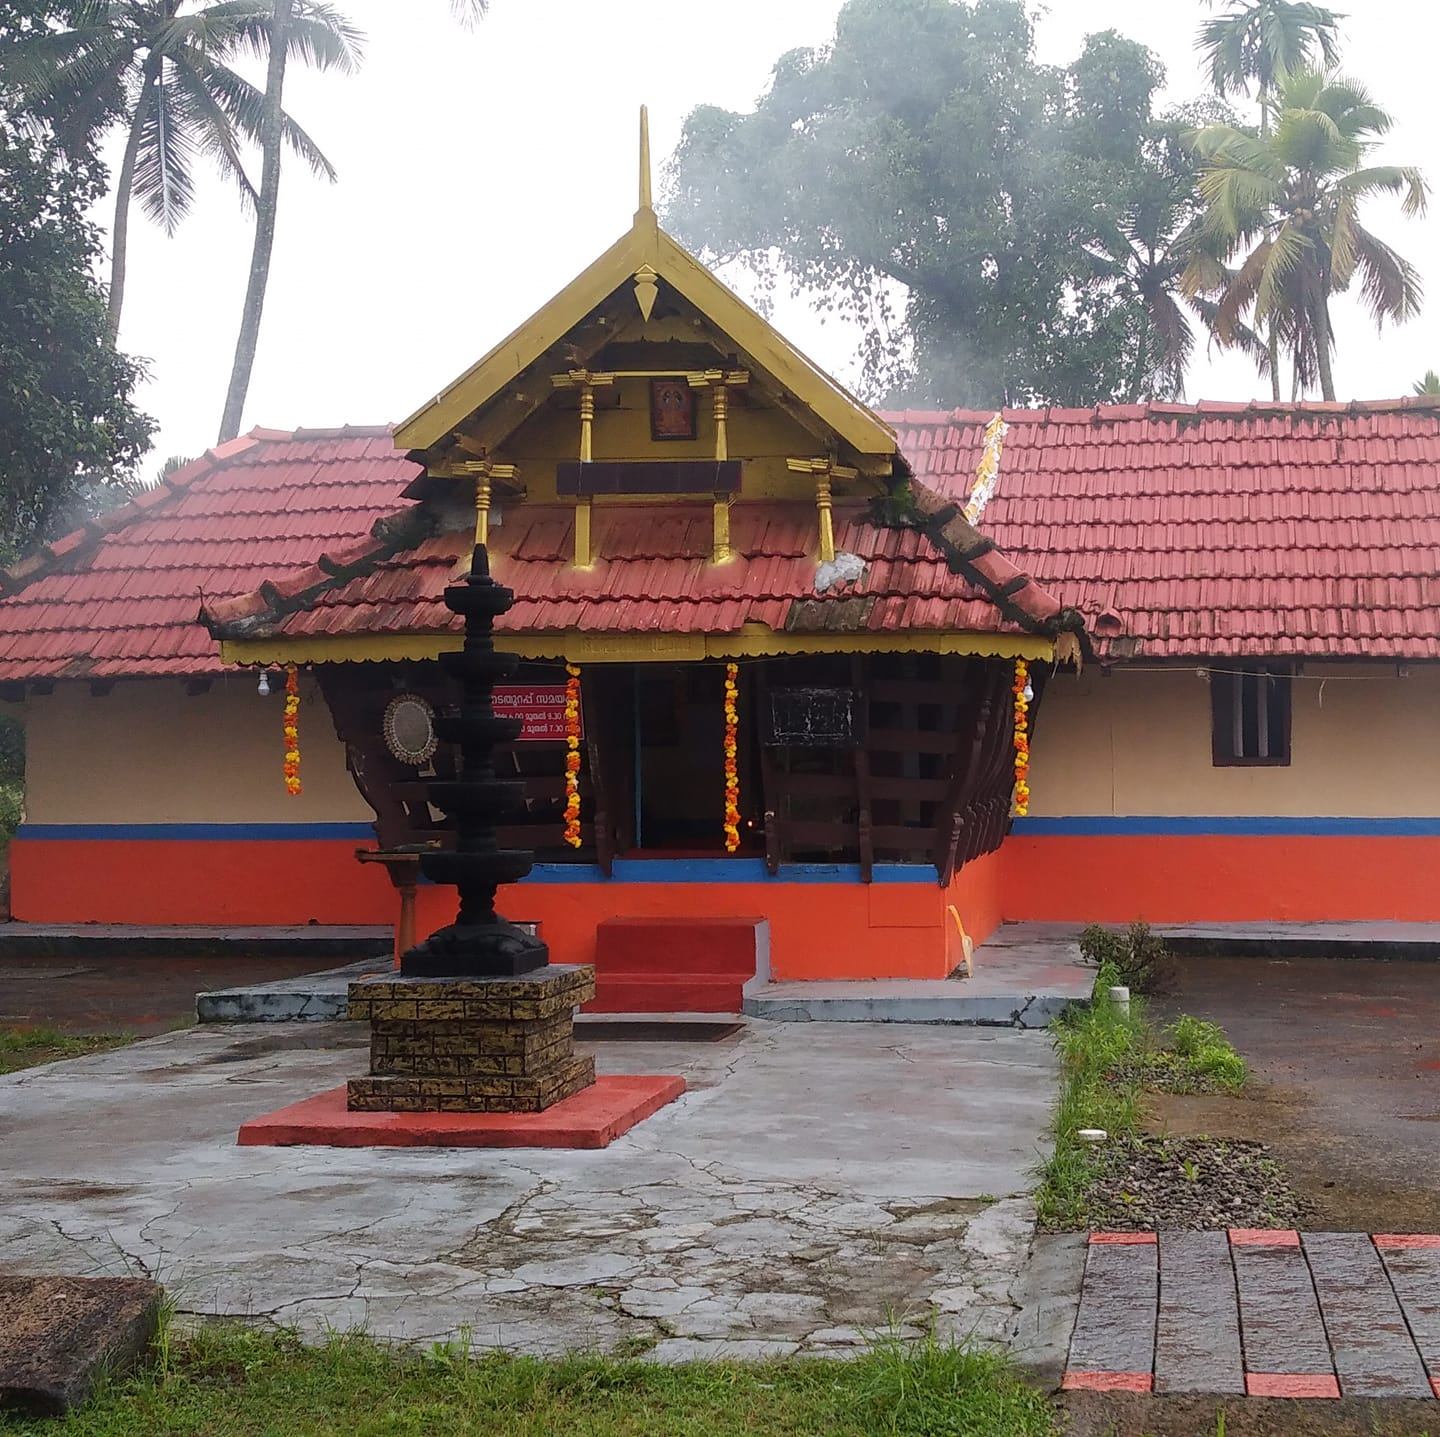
1151;956;1440;1232
0;956;335;1035
0;1018;1059;1357
1061;1390;1440;1436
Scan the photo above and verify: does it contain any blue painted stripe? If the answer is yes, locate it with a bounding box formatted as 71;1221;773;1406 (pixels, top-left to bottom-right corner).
16;822;376;842
524;859;939;885
1012;816;1440;837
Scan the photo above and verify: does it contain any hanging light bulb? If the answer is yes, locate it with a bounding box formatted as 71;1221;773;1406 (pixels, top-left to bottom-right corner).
1022;681;1034;703
257;671;271;697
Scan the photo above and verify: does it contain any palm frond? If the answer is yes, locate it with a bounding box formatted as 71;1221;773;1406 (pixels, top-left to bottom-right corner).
1351;223;1424;326
168;51;258;209
132;64;198;233
1212;240;1269;340
1254;218;1311;319
1192;292;1270;368
448;0;489;28
1331;164;1430;218
200;61;337;181
286;2;366;74
1272;102;1357;174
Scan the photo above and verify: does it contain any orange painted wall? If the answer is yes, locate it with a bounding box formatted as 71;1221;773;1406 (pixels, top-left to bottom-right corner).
1000;834;1440;924
946;847;1005;950
10;838;394;926
413;876;965;980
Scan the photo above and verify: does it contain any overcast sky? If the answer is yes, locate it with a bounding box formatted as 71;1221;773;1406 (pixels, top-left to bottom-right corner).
106;0;1440;465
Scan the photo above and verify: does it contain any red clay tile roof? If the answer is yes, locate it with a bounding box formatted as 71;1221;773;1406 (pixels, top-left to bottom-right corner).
887;398;1440;659
11;398;1440;677
0;428;418;678
207;500;1063;647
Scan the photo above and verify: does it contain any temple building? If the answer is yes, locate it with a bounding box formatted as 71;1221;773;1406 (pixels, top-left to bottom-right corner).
3;115;1440;1001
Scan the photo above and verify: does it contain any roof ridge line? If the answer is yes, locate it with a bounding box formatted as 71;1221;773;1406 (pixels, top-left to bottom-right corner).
881;396;1440;426
201;504;429;638
0;434;271;601
878;480;1084;644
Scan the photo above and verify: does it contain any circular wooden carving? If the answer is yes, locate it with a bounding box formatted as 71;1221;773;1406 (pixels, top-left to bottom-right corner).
382;693;438;766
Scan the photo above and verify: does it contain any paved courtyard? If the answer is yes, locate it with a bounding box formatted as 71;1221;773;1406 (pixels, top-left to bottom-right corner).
0;1018;1058;1359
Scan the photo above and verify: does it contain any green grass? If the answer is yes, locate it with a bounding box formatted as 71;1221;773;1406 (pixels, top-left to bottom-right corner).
1035;962;1147;1229
0;1025;134;1075
0;1323;1059;1436
1034;964;1249;1229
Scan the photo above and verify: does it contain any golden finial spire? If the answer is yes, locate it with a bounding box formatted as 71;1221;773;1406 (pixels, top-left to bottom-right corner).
637;104;653;216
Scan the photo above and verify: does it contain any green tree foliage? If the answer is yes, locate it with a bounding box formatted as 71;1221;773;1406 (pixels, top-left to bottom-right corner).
1184;71;1427;401
1197;0;1342;112
1194;0;1344;397
663;0;1218;407
1415;370;1440;396
0;113;152;555
0;0;362;337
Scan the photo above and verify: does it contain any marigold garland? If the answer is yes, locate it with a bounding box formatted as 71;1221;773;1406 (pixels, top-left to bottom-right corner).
1012;657;1030;817
563;663;583;848
722;662;741;853
282;665;302;796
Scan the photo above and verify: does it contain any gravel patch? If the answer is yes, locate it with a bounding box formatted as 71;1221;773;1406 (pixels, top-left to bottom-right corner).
1062;1135;1309;1232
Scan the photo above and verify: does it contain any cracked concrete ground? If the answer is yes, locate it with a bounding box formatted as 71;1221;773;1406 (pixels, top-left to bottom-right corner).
0;1019;1058;1359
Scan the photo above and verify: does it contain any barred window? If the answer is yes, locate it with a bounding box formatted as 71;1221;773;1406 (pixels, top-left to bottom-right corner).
1210;666;1291;766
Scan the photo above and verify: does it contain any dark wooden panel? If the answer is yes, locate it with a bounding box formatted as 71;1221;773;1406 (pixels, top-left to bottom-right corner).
777;819;854;848
867;775;949;802
867;825;940;853
866;728;960;754
868;678;963;705
555;459;741;495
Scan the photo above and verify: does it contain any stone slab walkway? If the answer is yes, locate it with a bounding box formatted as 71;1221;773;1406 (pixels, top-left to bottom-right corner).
0;1018;1057;1358
743;926;1094;1028
1063;1230;1440;1399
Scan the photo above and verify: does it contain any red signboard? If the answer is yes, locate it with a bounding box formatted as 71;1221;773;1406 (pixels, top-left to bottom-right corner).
491;685;580;742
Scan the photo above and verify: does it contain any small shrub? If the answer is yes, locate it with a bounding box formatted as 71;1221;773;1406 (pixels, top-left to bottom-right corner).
1078;924;1126;969
1168;1014;1247;1090
1078;920;1175;994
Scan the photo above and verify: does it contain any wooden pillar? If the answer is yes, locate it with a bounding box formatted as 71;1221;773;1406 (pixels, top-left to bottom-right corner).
787;456;855;565
711;384;732;563
575;384;595;567
815;474;836;564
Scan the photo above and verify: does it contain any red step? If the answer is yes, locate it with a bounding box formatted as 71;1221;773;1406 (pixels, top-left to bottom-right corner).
585;917;761;1013
593;916;763;976
585;974;746;1014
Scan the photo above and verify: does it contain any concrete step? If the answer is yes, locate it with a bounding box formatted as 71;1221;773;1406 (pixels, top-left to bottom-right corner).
0;923;393;961
594;916;763;976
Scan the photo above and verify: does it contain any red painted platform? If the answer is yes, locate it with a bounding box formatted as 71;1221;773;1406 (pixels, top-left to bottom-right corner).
586;916;760;1013
237;1075;686;1150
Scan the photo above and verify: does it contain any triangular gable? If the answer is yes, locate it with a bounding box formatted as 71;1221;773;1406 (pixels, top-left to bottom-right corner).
394;177;899;467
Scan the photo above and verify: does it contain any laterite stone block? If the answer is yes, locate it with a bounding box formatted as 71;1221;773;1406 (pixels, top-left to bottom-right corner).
346;967;596;1115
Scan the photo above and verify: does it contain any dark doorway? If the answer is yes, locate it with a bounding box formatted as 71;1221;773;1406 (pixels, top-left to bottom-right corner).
631;664;728;853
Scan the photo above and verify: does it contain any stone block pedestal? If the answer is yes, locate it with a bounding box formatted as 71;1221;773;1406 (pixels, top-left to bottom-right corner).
345;965;596;1114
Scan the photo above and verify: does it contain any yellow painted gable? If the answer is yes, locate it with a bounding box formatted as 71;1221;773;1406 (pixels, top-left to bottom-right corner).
393;119;901;482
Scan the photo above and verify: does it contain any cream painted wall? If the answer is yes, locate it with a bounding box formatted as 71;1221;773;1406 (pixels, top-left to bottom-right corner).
1030;664;1440;818
18;674;373;825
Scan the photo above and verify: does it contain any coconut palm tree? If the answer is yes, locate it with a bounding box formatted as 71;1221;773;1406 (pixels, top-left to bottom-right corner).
1197;0;1343;115
0;0;361;340
1195;0;1343;397
1415;370;1440;396
217;0;486;441
1183;71;1427;402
